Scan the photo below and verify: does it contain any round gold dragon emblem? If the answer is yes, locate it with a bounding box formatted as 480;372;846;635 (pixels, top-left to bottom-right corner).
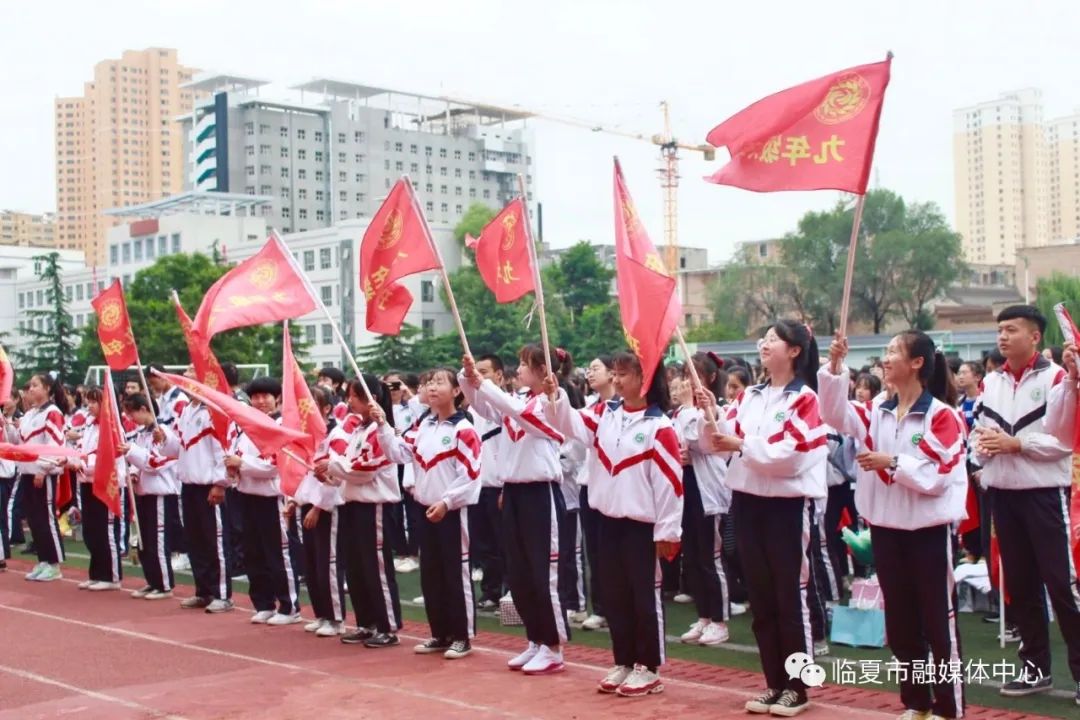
814;73;871;125
99;299;123;330
249;260;278;290
378;209;404;251
501;213;518;251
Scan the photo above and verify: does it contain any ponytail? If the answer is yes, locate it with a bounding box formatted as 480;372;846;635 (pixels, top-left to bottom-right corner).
929;350;958;406
349;374;396;429
896;332;957;406
771;320;820;392
688;351;727;402
32;372;71;415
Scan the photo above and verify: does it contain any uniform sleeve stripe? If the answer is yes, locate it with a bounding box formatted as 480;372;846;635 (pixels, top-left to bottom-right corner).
519;402;565;443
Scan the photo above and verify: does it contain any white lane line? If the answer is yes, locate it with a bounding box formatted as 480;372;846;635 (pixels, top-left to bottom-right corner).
0;603;541;719
0;663;191;720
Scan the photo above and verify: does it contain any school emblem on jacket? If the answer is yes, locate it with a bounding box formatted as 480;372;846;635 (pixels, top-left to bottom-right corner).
441;435;452;446
774;411;786;422
634;432;645;444
1031;388;1044;402
911;433;923;447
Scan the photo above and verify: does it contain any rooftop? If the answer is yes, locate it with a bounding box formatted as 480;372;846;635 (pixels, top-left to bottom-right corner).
103;191;274;219
182;72;270;95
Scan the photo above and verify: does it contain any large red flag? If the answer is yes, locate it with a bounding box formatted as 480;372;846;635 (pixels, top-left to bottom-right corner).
278;325;326;497
469;199;535;303
194;234;317;339
0;443;83;463
0;345;12;405
360;178;440;334
173;295;231;446
1052;302;1080;579
91;280;139;371
613;159;681;392
705;57;892;194
155;371;308;459
92;374;123;517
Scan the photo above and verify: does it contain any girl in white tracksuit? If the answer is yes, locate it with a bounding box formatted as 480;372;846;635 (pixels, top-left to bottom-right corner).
673;353;731;647
820;330;968;720
545;352;683;698
326;376;404;647
703;320;827;717
380;367;482;660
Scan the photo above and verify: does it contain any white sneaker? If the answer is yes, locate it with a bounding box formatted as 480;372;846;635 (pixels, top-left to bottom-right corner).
405;557;420;572
87;581;121;591
581;614;607;630
699;621;730;646
130;585;153;598
412;595;425;605
813;640;829;657
35;564;62;582
393;557;407;573
673;593;693;604
267;612;302;626
680;619;708;643
471;568;483;582
171;554;190;572
24;562;45;581
250;610;275;624
508;642;539;670
730;601;748;616
616;664;664;697
895;711;932;720
569;610;588;624
144;589;173;600
598;665;632;693
316;620;346;637
78;579;94;589
522;645;564;675
305;618;326;633
205;599;235;614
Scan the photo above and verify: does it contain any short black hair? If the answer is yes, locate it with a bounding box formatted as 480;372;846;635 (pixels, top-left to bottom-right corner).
996;305;1046;334
403;373;420;392
247;376;282;398
123;393;154;413
477;353;505;374
221;362;240;387
318;366;346;386
148;363;165;374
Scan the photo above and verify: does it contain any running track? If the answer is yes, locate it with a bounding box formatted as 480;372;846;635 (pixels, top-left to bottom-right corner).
0;560;1054;719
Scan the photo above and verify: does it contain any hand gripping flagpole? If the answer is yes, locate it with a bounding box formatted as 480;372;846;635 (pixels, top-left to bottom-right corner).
402;176;472;357
517;174;553;376
270;232;376;404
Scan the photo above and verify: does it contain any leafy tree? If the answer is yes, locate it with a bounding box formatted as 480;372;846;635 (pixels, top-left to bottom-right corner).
453;203;498;247
77;253;306;380
356;324;429;375
890;202;966;330
683;319;744;343
1035;273;1080;346
545;241;614;321
16;252;80;383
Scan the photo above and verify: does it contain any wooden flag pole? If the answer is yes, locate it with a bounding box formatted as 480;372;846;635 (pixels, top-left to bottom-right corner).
838;194;867;338
673;327;717;427
104;372;142;555
517;174;553;376
402;176;472;357
999;556;1006;649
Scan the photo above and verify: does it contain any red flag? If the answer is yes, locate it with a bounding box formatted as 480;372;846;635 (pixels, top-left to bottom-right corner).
91;280;139;371
155;371;308;459
1051;302;1080;580
705;57;892;194
0;345;12;405
613;159;681;392
471;199;536;303
194;234;317;339
92;375;124;516
174;295;231;446
278;326;327;497
957;484;981;536
0;443;83;463
360;178;440;334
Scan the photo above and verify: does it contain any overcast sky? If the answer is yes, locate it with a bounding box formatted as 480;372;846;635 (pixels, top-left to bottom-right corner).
3;0;1079;263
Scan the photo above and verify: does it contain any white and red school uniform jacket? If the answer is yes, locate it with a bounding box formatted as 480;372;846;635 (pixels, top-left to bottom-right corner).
714;379;828;500
974;353;1072;490
228;420;281;497
156;385;189;429
125;424;180;497
547;393;684;543
471;413;503;489
326;419;402;505
818;366;967;531
672;404;731;516
332;401;350;424
7;403;66;476
159;402;226;487
381;410;481;510
292;426;342;512
459;376;562;485
65;407;91;445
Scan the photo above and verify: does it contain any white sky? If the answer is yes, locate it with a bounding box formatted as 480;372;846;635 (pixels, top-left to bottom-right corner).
3;0;1079;263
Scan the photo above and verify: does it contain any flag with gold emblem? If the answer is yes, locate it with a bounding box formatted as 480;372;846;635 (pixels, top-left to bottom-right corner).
91;280;139;372
360;178;441;334
278;324;326;497
173;293;231;446
92;373;124;516
613;159;681;392
705;56;892;194
469;198;535;303
194;233;317;339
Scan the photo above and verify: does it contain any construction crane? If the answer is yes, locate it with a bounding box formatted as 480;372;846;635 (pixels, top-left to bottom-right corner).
437;96;716;274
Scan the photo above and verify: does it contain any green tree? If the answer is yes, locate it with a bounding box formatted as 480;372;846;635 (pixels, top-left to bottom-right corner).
16;252;80;383
356;324;429;375
453;202;498;247
1035;273;1080;346
706;244;792;337
890;202;966;330
77;253;306;379
683;319;744;343
545;241;614;321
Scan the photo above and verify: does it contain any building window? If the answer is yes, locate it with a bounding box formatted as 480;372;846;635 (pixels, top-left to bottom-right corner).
455;204;462;214
158;236;167;256
280;126;288;138
339;190;347;202
426;201;434;212
110;245;119;264
354;131;364;143
441;203;448;213
422;319;435;337
299;188;307;199
122;242;131;263
455;187;462;196
314;131;323;142
320;285;333;305
454;168;462;178
315;151;324;162
338;171;347;182
440;167;447;176
281;167;289;178
320;248;332;269
394;142;403;152
145;237;155;259
468;152;476;161
281;187;290;199
133;239;143;261
316;209;325;222
304;324;316;344
171;233;180;253
315;190;324;201
440;185;447;194
421;280;434;303
454;150;461;160
395;161;404;171
483;189;490;199
439;148;447;158
303;250;315;271
298;169;307;180
321;324;332;345
282;207;291;219
297;129;306;140
338;132;346;144
298;149;306;160
280;147;288;159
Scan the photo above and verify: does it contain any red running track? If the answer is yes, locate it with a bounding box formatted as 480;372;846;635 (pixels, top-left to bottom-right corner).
0;560;1055;719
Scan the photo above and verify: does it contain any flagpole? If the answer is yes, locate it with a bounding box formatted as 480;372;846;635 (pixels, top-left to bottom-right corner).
999;556;1006;649
104;372;142;556
402;176;472;357
269;233;376;403
673;327;717;426
517;174;553;375
838;193;867;338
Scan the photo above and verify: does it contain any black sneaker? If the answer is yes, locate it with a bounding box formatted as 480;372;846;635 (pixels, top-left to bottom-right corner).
414;638;452;654
363;632;399;648
0;560;6;572
768;689;809;716
744;688;782;714
1000;667;1053;697
443;640;472;659
340;626;376;645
